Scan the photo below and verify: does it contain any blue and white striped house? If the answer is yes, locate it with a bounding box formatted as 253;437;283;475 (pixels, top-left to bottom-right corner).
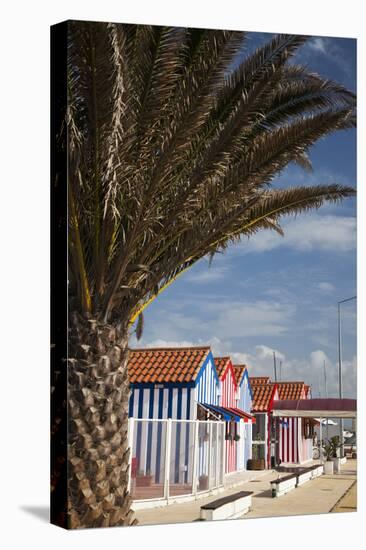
233;365;254;469
128;346;219;420
128;347;220;495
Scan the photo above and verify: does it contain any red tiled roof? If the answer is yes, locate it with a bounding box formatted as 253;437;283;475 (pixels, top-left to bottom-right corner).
250;376;270;385
128;347;210;384
270;381;306;400
251;384;277;412
233;364;246;386
214;356;231;378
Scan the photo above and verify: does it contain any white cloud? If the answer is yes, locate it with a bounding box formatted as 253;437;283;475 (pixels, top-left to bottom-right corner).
310;349;330;369
256;344;285;362
296;37;355;79
186;266;228;284
240;346;356;398
133;333;356;398
137;338;197;349
308;37;327;55
317;282;335;292
241;214;356;254
213;300;296;338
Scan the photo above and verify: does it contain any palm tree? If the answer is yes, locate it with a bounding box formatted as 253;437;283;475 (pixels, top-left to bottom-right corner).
52;21;356;528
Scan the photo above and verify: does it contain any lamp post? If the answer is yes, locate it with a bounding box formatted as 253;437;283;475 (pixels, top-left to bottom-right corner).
337;295;356;458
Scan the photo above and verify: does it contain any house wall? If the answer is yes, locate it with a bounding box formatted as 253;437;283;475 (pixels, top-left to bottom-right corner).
219;363;237;473
278;417;299;463
277;388;313;465
194;355;219;412
129;352;219;484
237;371;253;469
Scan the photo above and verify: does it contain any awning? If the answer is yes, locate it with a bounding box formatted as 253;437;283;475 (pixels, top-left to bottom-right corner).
226;407;256;423
202;403;239;421
272;398;357;419
202;403;255;423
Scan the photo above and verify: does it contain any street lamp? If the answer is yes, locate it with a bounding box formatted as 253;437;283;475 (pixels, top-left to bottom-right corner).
337;295;356;457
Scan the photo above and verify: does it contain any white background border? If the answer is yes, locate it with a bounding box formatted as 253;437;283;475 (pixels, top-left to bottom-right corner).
0;1;364;548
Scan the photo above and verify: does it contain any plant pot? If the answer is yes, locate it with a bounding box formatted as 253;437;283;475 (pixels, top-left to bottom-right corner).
324;461;334;475
247;458;265;470
332;457;341;473
135;474;153;487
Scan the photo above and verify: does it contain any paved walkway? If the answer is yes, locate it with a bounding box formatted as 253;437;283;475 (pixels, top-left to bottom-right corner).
331;478;357;513
242;460;356;519
134;460;357;525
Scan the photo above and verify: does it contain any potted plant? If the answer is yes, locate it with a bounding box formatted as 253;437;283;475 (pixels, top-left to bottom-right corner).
234;433;240;442
322;437;341;474
322;440;334;474
198;474;209;490
329;436;342;473
225;433;233;441
135;469;153;487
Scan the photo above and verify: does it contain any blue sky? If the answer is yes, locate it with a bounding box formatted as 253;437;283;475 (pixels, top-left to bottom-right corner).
131;33;357;399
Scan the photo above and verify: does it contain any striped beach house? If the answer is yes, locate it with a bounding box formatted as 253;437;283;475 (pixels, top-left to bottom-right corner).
127;347;222;500
214;357;238;473
233;365;253;470
250;377;279;468
201;357;256;474
272;381;314;465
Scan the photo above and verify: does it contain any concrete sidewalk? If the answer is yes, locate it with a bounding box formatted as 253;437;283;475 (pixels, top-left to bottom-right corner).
242;459;356;519
331;478;357;513
134;460;357;525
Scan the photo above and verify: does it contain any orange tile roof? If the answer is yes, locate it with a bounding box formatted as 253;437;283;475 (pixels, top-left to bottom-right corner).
251;383;277;412
250;376;270;385
233;364;246;386
128;346;210;384
214;356;231;378
271;381;306;400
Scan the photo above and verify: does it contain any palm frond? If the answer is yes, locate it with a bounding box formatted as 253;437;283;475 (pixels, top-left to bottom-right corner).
65;22;356;322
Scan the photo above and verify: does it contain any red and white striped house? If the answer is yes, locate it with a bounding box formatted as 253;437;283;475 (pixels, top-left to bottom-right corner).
272;381;314;465
215;357;239;474
250;377;314;467
250;377;279;468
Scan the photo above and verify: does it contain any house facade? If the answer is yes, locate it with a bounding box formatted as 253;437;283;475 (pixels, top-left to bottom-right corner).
127;346;222;500
272;382;314;465
215;357;238;473
233;364;253;470
250;377;279;468
250;377;314;466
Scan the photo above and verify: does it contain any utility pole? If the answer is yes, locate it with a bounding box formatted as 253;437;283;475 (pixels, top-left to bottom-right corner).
324;360;328;439
279;361;282;381
273;351;277;382
323;360;327;398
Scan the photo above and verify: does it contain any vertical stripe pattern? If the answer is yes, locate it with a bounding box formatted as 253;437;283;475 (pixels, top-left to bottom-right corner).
128;352;220;486
237;372;253;470
218;363;238;474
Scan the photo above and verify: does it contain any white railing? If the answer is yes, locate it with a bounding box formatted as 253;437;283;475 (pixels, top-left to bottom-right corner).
128;418;225;503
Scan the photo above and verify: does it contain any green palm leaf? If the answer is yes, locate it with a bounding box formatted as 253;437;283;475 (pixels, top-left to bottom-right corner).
64;22;356;322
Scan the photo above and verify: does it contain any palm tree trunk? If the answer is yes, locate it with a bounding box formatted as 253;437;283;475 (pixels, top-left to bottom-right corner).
67;312;137;528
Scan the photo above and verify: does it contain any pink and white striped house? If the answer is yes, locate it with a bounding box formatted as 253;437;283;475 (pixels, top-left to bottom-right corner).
273;382;314;465
215;357;239;474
